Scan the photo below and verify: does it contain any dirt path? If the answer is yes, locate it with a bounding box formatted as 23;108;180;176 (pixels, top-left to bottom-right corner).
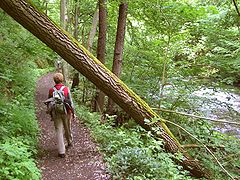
35;72;110;180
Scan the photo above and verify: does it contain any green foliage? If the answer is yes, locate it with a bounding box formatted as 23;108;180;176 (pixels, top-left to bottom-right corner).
0;138;40;180
1;0;239;179
28;0;240;179
107;147;191;180
75;99;239;179
0;11;54;95
0;99;39;147
165;113;240;179
0;9;55;180
76;105;193;179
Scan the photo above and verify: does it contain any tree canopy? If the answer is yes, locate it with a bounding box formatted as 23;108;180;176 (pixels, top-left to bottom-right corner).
0;0;240;179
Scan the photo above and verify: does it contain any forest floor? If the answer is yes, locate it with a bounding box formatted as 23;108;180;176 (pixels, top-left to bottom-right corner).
35;72;110;180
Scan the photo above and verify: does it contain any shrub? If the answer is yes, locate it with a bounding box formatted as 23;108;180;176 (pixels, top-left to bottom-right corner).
0;138;41;180
75;105;193;179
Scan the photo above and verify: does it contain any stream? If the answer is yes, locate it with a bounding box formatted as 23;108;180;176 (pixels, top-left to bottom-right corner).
192;87;240;138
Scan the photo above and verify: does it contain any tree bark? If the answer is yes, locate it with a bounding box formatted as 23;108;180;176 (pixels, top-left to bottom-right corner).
94;0;107;113
73;0;80;40
87;5;99;51
112;3;127;77
60;0;66;29
44;0;48;15
60;0;69;83
0;0;207;177
71;72;80;89
107;3;128;114
71;0;80;90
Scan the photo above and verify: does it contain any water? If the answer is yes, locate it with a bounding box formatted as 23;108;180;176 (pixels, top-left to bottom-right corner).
149;84;240;138
193;88;240;113
192;87;240;138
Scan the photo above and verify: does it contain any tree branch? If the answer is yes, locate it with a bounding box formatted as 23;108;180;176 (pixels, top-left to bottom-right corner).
164;120;235;180
182;144;225;149
152;107;240;126
232;0;240;16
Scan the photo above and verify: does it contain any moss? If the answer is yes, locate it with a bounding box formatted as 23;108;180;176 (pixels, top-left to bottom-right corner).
57;22;180;146
28;0;180;146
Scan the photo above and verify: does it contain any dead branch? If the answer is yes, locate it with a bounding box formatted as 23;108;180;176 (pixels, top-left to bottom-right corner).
152;107;240;126
232;0;240;16
182;144;225;149
164;120;235;180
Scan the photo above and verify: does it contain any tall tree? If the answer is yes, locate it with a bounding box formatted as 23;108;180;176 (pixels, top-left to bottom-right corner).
107;2;128;114
60;0;66;29
72;2;99;90
73;0;80;40
94;0;107;112
71;0;80;90
41;0;48;15
0;0;207;177
60;0;69;82
87;5;99;51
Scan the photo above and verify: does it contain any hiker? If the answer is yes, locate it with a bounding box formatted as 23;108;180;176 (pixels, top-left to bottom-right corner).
55;59;62;72
46;72;75;158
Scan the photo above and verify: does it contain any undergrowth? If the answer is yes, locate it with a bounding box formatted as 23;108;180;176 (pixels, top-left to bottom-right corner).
0;10;54;179
75;104;240;179
167;114;240;179
0;70;41;179
76;105;194;180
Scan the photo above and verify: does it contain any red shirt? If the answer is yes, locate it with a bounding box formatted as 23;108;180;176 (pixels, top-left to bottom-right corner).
49;83;73;113
48;84;69;98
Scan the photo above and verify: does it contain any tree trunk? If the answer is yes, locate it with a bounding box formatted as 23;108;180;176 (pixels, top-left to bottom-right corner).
45;0;48;15
73;0;80;40
60;0;69;83
60;0;66;29
94;0;107;113
71;72;80;89
87;5;99;51
85;3;101;112
71;0;80;90
0;0;207;177
107;3;128;114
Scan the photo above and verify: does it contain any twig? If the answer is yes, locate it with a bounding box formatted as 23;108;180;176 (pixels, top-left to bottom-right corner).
182;144;225;149
165;120;235;180
152;107;240;126
232;0;240;16
219;153;240;161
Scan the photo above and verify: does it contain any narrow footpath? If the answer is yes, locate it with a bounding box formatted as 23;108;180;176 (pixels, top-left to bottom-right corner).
35;72;110;180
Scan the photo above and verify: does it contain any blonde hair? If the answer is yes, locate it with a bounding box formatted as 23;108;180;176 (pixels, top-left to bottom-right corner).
53;73;64;84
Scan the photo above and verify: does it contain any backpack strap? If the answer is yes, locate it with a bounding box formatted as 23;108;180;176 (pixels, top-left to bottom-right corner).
53;86;65;96
53;86;57;92
52;86;66;103
52;86;67;115
59;86;65;94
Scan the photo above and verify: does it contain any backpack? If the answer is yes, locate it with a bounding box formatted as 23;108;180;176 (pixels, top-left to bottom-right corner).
51;86;67;115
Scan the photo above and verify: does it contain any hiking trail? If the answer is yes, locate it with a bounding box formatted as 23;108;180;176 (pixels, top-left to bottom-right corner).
35;72;110;180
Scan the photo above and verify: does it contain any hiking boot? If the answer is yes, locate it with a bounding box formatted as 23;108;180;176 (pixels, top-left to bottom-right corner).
66;142;73;149
58;153;65;158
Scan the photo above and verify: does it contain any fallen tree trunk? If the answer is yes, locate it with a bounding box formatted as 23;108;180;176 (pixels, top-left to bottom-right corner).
0;0;207;177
